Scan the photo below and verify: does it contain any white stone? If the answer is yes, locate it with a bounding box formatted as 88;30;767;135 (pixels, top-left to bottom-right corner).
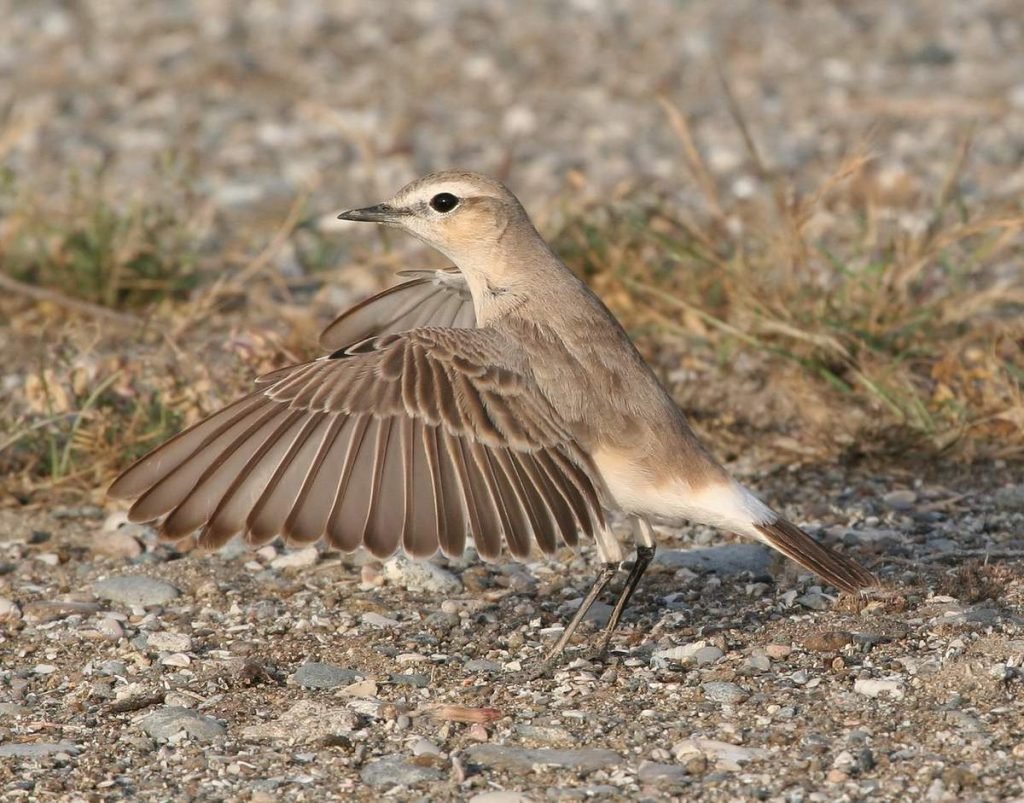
270;547;319;570
853;677;905;699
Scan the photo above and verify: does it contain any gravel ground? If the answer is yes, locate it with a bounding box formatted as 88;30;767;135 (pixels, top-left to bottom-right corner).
1;468;1023;801
3;2;1024;801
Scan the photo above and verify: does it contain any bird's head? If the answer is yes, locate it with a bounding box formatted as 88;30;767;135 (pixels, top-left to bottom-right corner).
337;170;530;263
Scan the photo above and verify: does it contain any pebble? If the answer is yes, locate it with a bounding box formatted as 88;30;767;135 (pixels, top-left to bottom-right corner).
797;591;830;611
93;575;180;607
95;616;125;640
651;640;712;665
693;645;725;665
0;741;81;758
160;653;191;667
141;707;225;742
765;644;793;659
638;761;690;784
91;530;143;559
745;652;771;672
883;489;917;510
469;792;535;803
361;612;400;628
292;662;361;689
270;547;319;570
833;749;856;770
0;597;22;623
672;738;768;770
842;528;903;546
240;700;360;742
410;738;443;757
464;658;503;673
359;754;445;788
383;556;462;594
464;745;623;772
701;681;749;704
854;678;905;699
145;631;193;653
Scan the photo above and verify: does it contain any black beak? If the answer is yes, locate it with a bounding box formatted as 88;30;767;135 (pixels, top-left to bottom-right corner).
336;204;403;223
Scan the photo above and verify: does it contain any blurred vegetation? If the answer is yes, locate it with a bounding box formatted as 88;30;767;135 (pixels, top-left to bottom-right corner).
1;137;1022;503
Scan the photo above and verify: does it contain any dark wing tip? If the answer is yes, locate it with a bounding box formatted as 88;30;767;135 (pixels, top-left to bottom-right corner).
755;518;877;594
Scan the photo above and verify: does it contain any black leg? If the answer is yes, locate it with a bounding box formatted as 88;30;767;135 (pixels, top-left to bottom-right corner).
545;562;619;661
599;544;656;654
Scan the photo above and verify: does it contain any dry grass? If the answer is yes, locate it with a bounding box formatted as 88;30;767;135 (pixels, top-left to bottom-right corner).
554;119;1023;463
1;130;1022;505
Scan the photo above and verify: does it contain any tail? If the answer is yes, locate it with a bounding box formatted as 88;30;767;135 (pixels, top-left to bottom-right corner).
754;517;876;594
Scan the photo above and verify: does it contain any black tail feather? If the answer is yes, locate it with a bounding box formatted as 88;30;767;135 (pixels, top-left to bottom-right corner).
755;518;877;594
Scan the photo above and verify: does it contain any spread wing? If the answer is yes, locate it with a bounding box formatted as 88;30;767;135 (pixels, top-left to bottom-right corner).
109;328;603;562
319;268;474;350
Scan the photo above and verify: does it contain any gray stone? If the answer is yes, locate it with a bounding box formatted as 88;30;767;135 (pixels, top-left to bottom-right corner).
655;544;771;576
293;662;361;689
842;528;902;546
745;653;771;672
361;612;400;628
638;761;690;784
465;744;623;772
701;681;749;704
359;754;445;787
693;646;725;665
383;557;462;594
797;591;830;611
141;706;225;742
93;575;180;607
882;489;917;510
464;658;503;673
411;738;443;757
0;741;80;758
390;673;429;688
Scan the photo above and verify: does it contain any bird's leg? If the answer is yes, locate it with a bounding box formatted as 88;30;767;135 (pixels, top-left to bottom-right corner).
543;562;618;661
543;524;625;662
598;518;657;655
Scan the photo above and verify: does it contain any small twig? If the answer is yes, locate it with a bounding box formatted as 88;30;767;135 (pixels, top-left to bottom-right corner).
170;190;308;339
0;270;143;328
656;95;725;224
713;59;767;180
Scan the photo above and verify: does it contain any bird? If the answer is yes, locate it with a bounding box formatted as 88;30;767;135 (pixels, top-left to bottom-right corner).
108;170;877;660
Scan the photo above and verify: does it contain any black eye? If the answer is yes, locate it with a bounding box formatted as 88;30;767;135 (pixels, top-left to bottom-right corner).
429;192;460;213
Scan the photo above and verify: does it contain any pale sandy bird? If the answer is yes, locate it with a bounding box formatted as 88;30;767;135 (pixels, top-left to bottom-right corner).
109;170;876;658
